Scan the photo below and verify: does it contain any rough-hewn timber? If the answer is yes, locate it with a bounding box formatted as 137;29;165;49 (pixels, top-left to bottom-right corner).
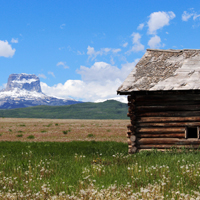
126;91;200;153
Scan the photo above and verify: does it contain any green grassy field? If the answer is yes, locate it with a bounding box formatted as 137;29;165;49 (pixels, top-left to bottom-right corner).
0;141;200;199
0;100;128;119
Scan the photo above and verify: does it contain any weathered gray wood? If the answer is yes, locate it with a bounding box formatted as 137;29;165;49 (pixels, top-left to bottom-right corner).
130;135;136;142
127;139;132;145
128;146;137;154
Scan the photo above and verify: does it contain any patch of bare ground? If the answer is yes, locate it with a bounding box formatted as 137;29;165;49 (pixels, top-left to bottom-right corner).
0;118;129;142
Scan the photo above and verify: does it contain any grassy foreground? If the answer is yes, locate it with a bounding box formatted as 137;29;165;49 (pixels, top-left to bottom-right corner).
0;142;200;199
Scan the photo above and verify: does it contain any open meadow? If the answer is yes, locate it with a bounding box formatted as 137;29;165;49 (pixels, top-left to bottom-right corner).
0;118;200;199
0;118;129;143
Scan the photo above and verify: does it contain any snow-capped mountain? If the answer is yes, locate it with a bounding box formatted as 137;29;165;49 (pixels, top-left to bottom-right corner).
0;74;82;109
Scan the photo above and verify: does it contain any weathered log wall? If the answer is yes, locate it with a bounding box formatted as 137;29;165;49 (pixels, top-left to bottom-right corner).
127;92;200;153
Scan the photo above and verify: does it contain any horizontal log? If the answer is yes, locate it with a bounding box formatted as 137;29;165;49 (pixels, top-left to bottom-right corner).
137;138;200;145
137;116;200;123
137;133;185;138
137;105;200;112
137;127;185;133
137;111;200;117
137;122;200;127
138;149;169;152
138;144;200;149
136;94;200;102
136;101;200;107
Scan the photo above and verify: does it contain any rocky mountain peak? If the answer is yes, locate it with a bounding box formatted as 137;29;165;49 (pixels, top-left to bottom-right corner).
0;73;82;109
5;73;42;93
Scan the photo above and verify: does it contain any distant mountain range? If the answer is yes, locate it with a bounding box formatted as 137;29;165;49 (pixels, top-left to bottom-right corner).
0;100;128;119
0;73;82;109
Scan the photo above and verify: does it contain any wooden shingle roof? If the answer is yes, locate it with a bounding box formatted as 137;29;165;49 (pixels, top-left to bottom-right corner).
117;49;200;94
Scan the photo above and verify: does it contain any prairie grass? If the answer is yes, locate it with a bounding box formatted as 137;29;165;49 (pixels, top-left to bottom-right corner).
0;118;128;142
0;141;200;199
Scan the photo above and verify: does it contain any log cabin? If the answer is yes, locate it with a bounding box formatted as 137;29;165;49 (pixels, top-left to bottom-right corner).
117;49;200;153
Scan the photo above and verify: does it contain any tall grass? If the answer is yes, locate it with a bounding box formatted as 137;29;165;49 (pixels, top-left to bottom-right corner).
0;142;200;199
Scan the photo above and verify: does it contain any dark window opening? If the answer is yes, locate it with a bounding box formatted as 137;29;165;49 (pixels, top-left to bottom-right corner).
187;127;198;138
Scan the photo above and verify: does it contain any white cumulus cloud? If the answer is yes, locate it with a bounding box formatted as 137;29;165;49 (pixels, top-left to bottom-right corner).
122;42;128;47
48;71;55;77
56;61;69;69
87;46;121;60
148;35;161;49
137;23;145;30
126;32;144;54
38;74;47;79
60;24;66;29
41;60;139;102
0;40;16;58
182;10;200;21
182;11;194;21
147;11;175;34
11;38;18;43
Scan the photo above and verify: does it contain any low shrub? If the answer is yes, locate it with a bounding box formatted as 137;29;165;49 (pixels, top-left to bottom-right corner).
27;135;35;139
16;134;23;137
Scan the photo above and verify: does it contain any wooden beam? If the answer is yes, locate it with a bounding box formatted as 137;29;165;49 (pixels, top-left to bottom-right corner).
136;100;200;106
136;94;200;102
137;116;200;123
137;127;185;133
137;133;185;138
137;111;200;117
137;122;200;127
137;138;200;145
137;105;200;112
138;144;200;149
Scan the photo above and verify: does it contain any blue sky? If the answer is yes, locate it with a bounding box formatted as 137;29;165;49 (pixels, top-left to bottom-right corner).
1;0;200;102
